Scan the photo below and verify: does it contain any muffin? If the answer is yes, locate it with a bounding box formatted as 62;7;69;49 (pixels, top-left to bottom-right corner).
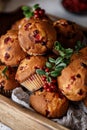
0;65;19;97
18;18;57;55
57;57;87;101
29;90;69;118
53;19;84;48
11;17;29;31
0;29;26;67
15;55;47;91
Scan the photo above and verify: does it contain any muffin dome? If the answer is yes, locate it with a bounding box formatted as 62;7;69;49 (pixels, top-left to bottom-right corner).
11;18;28;31
29;90;69;118
18;18;57;55
15;55;47;91
57;57;87;101
0;30;26;67
53;19;84;48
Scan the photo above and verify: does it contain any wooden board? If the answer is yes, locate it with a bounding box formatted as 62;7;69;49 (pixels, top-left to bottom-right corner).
0;94;69;130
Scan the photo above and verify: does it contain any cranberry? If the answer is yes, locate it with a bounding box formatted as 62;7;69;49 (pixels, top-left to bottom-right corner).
34;14;40;18
33;30;39;37
34;8;41;15
71;75;76;81
45;68;49;72
24;23;31;31
39;9;45;16
77;89;83;95
52;79;57;83
46;88;51;92
34;8;45;18
4;53;10;60
4;37;11;44
42;76;46;81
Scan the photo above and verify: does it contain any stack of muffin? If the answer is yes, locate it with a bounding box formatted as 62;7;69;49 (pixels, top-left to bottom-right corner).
0;6;86;119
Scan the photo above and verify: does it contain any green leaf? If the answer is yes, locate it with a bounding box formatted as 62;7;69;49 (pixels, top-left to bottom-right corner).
46;62;52;68
25;12;34;18
22;6;31;11
47;76;52;82
48;57;55;63
55;57;63;65
55;66;63;72
50;70;59;77
57;62;67;68
36;69;45;75
33;4;39;10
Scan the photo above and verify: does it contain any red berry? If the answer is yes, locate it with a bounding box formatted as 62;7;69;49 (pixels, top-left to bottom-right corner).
42;76;46;81
4;37;12;44
39;9;45;16
43;83;49;89
52;79;57;84
34;10;39;15
46;88;51;92
34;14;40;18
45;68;49;72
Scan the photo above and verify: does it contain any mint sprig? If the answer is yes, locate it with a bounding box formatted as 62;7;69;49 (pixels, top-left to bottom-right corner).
22;4;40;18
36;40;86;82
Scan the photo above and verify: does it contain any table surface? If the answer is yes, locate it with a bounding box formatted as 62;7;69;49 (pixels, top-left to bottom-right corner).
1;0;87;129
4;0;87;28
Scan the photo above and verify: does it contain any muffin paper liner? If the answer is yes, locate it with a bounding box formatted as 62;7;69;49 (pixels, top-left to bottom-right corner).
21;74;44;92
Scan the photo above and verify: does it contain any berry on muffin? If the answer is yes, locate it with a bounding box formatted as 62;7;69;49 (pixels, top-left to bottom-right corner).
18;18;57;55
57;57;87;101
29;89;69;118
0;29;26;67
15;55;47;92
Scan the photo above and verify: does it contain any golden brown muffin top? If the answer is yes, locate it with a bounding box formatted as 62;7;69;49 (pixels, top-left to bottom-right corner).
58;57;87;101
0;29;26;67
18;18;57;55
15;55;47;83
11;18;29;31
54;19;84;48
30;90;69;118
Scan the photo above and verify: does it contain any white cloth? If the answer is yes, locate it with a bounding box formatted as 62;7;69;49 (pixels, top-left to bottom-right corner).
11;87;87;130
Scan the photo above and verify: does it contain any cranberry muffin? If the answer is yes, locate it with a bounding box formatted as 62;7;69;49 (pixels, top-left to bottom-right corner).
0;65;19;97
53;19;84;48
11;17;28;31
29;90;69;118
15;55;47;91
57;57;87;101
18;18;57;55
0;30;26;67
